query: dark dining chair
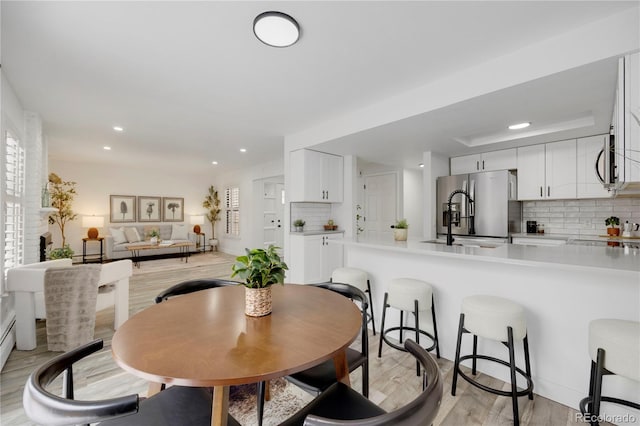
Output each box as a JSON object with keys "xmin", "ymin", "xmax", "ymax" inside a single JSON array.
[
  {"xmin": 286, "ymin": 282, "xmax": 370, "ymax": 397},
  {"xmin": 280, "ymin": 338, "xmax": 443, "ymax": 426},
  {"xmin": 22, "ymin": 339, "xmax": 241, "ymax": 426},
  {"xmin": 154, "ymin": 278, "xmax": 241, "ymax": 303}
]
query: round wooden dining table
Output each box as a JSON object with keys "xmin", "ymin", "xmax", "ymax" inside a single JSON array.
[{"xmin": 111, "ymin": 284, "xmax": 362, "ymax": 426}]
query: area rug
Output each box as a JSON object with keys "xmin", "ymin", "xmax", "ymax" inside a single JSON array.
[{"xmin": 228, "ymin": 378, "xmax": 313, "ymax": 425}]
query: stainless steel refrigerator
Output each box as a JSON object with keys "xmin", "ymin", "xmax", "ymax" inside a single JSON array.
[{"xmin": 436, "ymin": 170, "xmax": 521, "ymax": 239}]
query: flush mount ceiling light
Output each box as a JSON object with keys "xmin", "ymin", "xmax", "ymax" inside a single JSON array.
[
  {"xmin": 240, "ymin": 148, "xmax": 247, "ymax": 153},
  {"xmin": 419, "ymin": 163, "xmax": 424, "ymax": 168},
  {"xmin": 113, "ymin": 126, "xmax": 124, "ymax": 132},
  {"xmin": 253, "ymin": 11, "xmax": 300, "ymax": 47},
  {"xmin": 103, "ymin": 146, "xmax": 111, "ymax": 150},
  {"xmin": 508, "ymin": 122, "xmax": 531, "ymax": 130},
  {"xmin": 211, "ymin": 161, "xmax": 218, "ymax": 165}
]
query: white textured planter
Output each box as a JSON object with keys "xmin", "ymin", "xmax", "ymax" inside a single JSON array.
[
  {"xmin": 394, "ymin": 228, "xmax": 408, "ymax": 241},
  {"xmin": 245, "ymin": 287, "xmax": 272, "ymax": 317}
]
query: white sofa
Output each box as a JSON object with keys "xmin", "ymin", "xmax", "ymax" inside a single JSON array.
[
  {"xmin": 105, "ymin": 224, "xmax": 198, "ymax": 260},
  {"xmin": 6, "ymin": 259, "xmax": 132, "ymax": 350}
]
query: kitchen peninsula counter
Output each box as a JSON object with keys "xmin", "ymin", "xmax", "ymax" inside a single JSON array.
[
  {"xmin": 337, "ymin": 237, "xmax": 639, "ymax": 420},
  {"xmin": 339, "ymin": 237, "xmax": 639, "ymax": 275}
]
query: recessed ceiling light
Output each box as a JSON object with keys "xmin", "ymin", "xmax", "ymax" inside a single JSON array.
[
  {"xmin": 240, "ymin": 148, "xmax": 247, "ymax": 153},
  {"xmin": 211, "ymin": 161, "xmax": 218, "ymax": 165},
  {"xmin": 113, "ymin": 126, "xmax": 124, "ymax": 132},
  {"xmin": 508, "ymin": 122, "xmax": 531, "ymax": 130},
  {"xmin": 419, "ymin": 163, "xmax": 424, "ymax": 168},
  {"xmin": 253, "ymin": 11, "xmax": 300, "ymax": 48},
  {"xmin": 103, "ymin": 146, "xmax": 111, "ymax": 150}
]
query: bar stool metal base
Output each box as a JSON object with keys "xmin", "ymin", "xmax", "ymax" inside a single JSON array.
[
  {"xmin": 451, "ymin": 313, "xmax": 534, "ymax": 426},
  {"xmin": 377, "ymin": 292, "xmax": 440, "ymax": 376},
  {"xmin": 579, "ymin": 348, "xmax": 640, "ymax": 426}
]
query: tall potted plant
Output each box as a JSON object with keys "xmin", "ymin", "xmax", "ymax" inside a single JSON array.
[
  {"xmin": 47, "ymin": 173, "xmax": 78, "ymax": 247},
  {"xmin": 202, "ymin": 185, "xmax": 221, "ymax": 250},
  {"xmin": 231, "ymin": 245, "xmax": 288, "ymax": 317}
]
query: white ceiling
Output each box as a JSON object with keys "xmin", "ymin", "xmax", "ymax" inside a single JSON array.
[{"xmin": 1, "ymin": 1, "xmax": 637, "ymax": 174}]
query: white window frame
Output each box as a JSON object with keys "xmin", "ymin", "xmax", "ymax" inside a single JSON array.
[{"xmin": 225, "ymin": 186, "xmax": 240, "ymax": 237}]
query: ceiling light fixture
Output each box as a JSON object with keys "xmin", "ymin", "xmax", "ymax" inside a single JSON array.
[
  {"xmin": 253, "ymin": 11, "xmax": 300, "ymax": 48},
  {"xmin": 212, "ymin": 161, "xmax": 218, "ymax": 165},
  {"xmin": 508, "ymin": 122, "xmax": 531, "ymax": 130},
  {"xmin": 419, "ymin": 163, "xmax": 424, "ymax": 168},
  {"xmin": 103, "ymin": 146, "xmax": 111, "ymax": 150},
  {"xmin": 113, "ymin": 126, "xmax": 124, "ymax": 132},
  {"xmin": 240, "ymin": 148, "xmax": 247, "ymax": 153}
]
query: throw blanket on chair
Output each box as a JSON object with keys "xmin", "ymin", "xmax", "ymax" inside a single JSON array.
[{"xmin": 44, "ymin": 265, "xmax": 101, "ymax": 352}]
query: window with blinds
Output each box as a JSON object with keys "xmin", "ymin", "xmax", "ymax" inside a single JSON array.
[
  {"xmin": 3, "ymin": 130, "xmax": 25, "ymax": 277},
  {"xmin": 225, "ymin": 186, "xmax": 240, "ymax": 236}
]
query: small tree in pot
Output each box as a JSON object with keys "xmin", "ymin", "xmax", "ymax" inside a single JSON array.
[
  {"xmin": 203, "ymin": 185, "xmax": 221, "ymax": 249},
  {"xmin": 47, "ymin": 173, "xmax": 78, "ymax": 247},
  {"xmin": 231, "ymin": 245, "xmax": 288, "ymax": 316}
]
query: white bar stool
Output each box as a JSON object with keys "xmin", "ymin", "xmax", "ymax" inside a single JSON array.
[
  {"xmin": 331, "ymin": 267, "xmax": 376, "ymax": 335},
  {"xmin": 579, "ymin": 319, "xmax": 640, "ymax": 426},
  {"xmin": 451, "ymin": 295, "xmax": 533, "ymax": 426},
  {"xmin": 377, "ymin": 278, "xmax": 440, "ymax": 376}
]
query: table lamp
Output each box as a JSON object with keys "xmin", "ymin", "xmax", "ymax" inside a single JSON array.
[
  {"xmin": 82, "ymin": 216, "xmax": 104, "ymax": 239},
  {"xmin": 190, "ymin": 215, "xmax": 205, "ymax": 234}
]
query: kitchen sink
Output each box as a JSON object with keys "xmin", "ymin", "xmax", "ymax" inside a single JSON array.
[{"xmin": 420, "ymin": 239, "xmax": 498, "ymax": 249}]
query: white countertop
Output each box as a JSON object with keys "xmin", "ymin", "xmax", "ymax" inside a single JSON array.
[
  {"xmin": 338, "ymin": 237, "xmax": 640, "ymax": 275},
  {"xmin": 511, "ymin": 232, "xmax": 640, "ymax": 243}
]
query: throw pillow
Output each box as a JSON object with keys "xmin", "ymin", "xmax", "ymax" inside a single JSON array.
[
  {"xmin": 124, "ymin": 227, "xmax": 141, "ymax": 243},
  {"xmin": 110, "ymin": 227, "xmax": 127, "ymax": 245},
  {"xmin": 170, "ymin": 224, "xmax": 188, "ymax": 240}
]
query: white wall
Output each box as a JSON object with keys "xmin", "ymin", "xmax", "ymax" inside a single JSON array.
[{"xmin": 403, "ymin": 168, "xmax": 423, "ymax": 239}]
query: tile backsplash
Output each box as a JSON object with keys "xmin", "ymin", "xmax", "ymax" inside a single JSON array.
[
  {"xmin": 291, "ymin": 203, "xmax": 334, "ymax": 231},
  {"xmin": 522, "ymin": 198, "xmax": 640, "ymax": 236}
]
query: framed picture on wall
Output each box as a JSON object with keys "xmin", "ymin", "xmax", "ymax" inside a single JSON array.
[
  {"xmin": 110, "ymin": 195, "xmax": 136, "ymax": 223},
  {"xmin": 162, "ymin": 197, "xmax": 184, "ymax": 222},
  {"xmin": 137, "ymin": 196, "xmax": 161, "ymax": 222}
]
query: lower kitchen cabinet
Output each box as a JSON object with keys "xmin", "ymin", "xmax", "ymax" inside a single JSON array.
[{"xmin": 288, "ymin": 233, "xmax": 344, "ymax": 283}]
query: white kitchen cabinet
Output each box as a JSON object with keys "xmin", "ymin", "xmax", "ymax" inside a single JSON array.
[
  {"xmin": 517, "ymin": 140, "xmax": 576, "ymax": 200},
  {"xmin": 450, "ymin": 149, "xmax": 516, "ymax": 174},
  {"xmin": 577, "ymin": 134, "xmax": 612, "ymax": 198},
  {"xmin": 288, "ymin": 233, "xmax": 343, "ymax": 283},
  {"xmin": 511, "ymin": 237, "xmax": 567, "ymax": 246},
  {"xmin": 289, "ymin": 149, "xmax": 343, "ymax": 202}
]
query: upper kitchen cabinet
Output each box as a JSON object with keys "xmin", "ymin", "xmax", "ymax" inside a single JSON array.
[
  {"xmin": 621, "ymin": 53, "xmax": 640, "ymax": 188},
  {"xmin": 290, "ymin": 149, "xmax": 343, "ymax": 202},
  {"xmin": 450, "ymin": 149, "xmax": 516, "ymax": 175},
  {"xmin": 577, "ymin": 134, "xmax": 612, "ymax": 198},
  {"xmin": 517, "ymin": 140, "xmax": 576, "ymax": 200}
]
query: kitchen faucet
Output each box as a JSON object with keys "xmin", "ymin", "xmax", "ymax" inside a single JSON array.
[{"xmin": 447, "ymin": 189, "xmax": 475, "ymax": 245}]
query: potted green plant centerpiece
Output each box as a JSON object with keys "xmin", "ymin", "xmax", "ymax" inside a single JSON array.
[
  {"xmin": 393, "ymin": 219, "xmax": 408, "ymax": 241},
  {"xmin": 293, "ymin": 219, "xmax": 305, "ymax": 232},
  {"xmin": 231, "ymin": 245, "xmax": 288, "ymax": 317},
  {"xmin": 605, "ymin": 216, "xmax": 620, "ymax": 236},
  {"xmin": 148, "ymin": 229, "xmax": 160, "ymax": 245}
]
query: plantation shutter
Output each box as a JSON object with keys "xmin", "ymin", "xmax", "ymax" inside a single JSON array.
[
  {"xmin": 3, "ymin": 130, "xmax": 25, "ymax": 280},
  {"xmin": 225, "ymin": 186, "xmax": 240, "ymax": 236}
]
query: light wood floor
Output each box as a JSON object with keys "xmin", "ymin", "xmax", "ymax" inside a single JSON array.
[{"xmin": 0, "ymin": 252, "xmax": 598, "ymax": 425}]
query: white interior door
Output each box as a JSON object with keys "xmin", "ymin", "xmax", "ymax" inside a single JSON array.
[
  {"xmin": 275, "ymin": 183, "xmax": 285, "ymax": 247},
  {"xmin": 364, "ymin": 173, "xmax": 397, "ymax": 240}
]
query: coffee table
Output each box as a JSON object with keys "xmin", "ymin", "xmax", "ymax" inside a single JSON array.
[
  {"xmin": 126, "ymin": 241, "xmax": 194, "ymax": 268},
  {"xmin": 111, "ymin": 284, "xmax": 362, "ymax": 426}
]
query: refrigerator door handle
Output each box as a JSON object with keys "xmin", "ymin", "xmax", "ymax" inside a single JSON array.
[
  {"xmin": 469, "ymin": 180, "xmax": 475, "ymax": 216},
  {"xmin": 461, "ymin": 180, "xmax": 467, "ymax": 217}
]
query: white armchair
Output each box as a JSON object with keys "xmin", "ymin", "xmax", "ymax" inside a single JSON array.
[{"xmin": 6, "ymin": 259, "xmax": 132, "ymax": 350}]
